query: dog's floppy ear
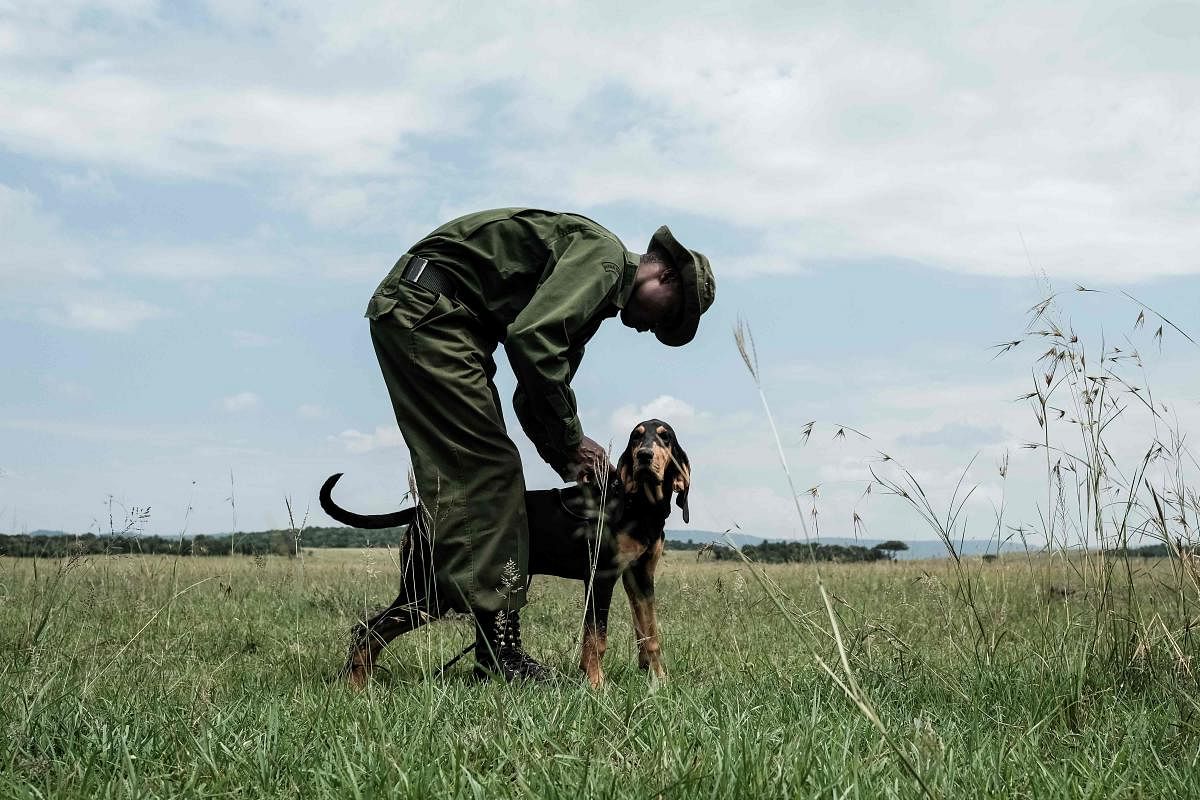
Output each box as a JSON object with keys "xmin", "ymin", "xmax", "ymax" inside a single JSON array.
[
  {"xmin": 617, "ymin": 444, "xmax": 637, "ymax": 493},
  {"xmin": 669, "ymin": 438, "xmax": 691, "ymax": 524}
]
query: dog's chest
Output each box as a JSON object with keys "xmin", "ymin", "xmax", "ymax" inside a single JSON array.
[{"xmin": 612, "ymin": 527, "xmax": 651, "ymax": 570}]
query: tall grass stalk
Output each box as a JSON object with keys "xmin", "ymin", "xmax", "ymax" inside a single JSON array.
[
  {"xmin": 733, "ymin": 318, "xmax": 934, "ymax": 798},
  {"xmin": 1014, "ymin": 291, "xmax": 1199, "ymax": 681}
]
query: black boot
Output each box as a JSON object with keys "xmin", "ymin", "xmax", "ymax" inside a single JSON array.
[{"xmin": 473, "ymin": 608, "xmax": 551, "ymax": 682}]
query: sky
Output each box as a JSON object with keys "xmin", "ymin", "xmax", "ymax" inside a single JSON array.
[{"xmin": 2, "ymin": 1, "xmax": 1199, "ymax": 547}]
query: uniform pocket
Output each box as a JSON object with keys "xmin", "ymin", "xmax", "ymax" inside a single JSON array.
[
  {"xmin": 364, "ymin": 255, "xmax": 415, "ymax": 319},
  {"xmin": 363, "ymin": 294, "xmax": 396, "ymax": 320},
  {"xmin": 410, "ymin": 291, "xmax": 459, "ymax": 332},
  {"xmin": 377, "ymin": 283, "xmax": 442, "ymax": 328},
  {"xmin": 366, "ymin": 277, "xmax": 441, "ymax": 323}
]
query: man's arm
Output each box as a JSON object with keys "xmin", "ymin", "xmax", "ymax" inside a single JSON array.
[
  {"xmin": 512, "ymin": 345, "xmax": 586, "ymax": 468},
  {"xmin": 505, "ymin": 230, "xmax": 622, "ymax": 472}
]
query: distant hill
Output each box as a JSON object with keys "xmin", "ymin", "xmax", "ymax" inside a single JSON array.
[{"xmin": 665, "ymin": 529, "xmax": 1031, "ymax": 560}]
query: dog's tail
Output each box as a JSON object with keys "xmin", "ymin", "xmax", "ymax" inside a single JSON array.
[{"xmin": 319, "ymin": 473, "xmax": 417, "ymax": 529}]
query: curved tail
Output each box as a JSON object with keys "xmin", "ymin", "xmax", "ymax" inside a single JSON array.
[{"xmin": 319, "ymin": 473, "xmax": 417, "ymax": 529}]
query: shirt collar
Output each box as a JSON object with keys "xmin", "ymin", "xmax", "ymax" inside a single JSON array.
[{"xmin": 612, "ymin": 250, "xmax": 639, "ymax": 309}]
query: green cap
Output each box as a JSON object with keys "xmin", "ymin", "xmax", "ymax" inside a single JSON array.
[{"xmin": 648, "ymin": 225, "xmax": 715, "ymax": 346}]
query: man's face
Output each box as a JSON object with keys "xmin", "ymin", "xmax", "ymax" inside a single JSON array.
[{"xmin": 620, "ymin": 268, "xmax": 682, "ymax": 333}]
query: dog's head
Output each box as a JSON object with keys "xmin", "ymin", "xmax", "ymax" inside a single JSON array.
[{"xmin": 616, "ymin": 419, "xmax": 691, "ymax": 523}]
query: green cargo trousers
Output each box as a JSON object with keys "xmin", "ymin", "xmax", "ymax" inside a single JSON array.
[{"xmin": 365, "ymin": 255, "xmax": 529, "ymax": 615}]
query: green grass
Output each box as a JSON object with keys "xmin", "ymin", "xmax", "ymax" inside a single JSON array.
[
  {"xmin": 3, "ymin": 549, "xmax": 1198, "ymax": 799},
  {"xmin": 6, "ymin": 292, "xmax": 1200, "ymax": 798}
]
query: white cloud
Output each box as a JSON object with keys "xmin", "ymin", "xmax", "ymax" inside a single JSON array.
[
  {"xmin": 0, "ymin": 186, "xmax": 399, "ymax": 353},
  {"xmin": 51, "ymin": 167, "xmax": 119, "ymax": 198},
  {"xmin": 0, "ymin": 183, "xmax": 96, "ymax": 284},
  {"xmin": 296, "ymin": 403, "xmax": 324, "ymax": 419},
  {"xmin": 0, "ymin": 183, "xmax": 167, "ymax": 332},
  {"xmin": 3, "ymin": 3, "xmax": 1196, "ymax": 279},
  {"xmin": 0, "ymin": 416, "xmax": 196, "ymax": 446},
  {"xmin": 47, "ymin": 293, "xmax": 164, "ymax": 332},
  {"xmin": 509, "ymin": 19, "xmax": 1200, "ymax": 281},
  {"xmin": 0, "ymin": 65, "xmax": 437, "ymax": 180},
  {"xmin": 690, "ymin": 484, "xmax": 802, "ymax": 539},
  {"xmin": 609, "ymin": 395, "xmax": 704, "ymax": 439},
  {"xmin": 6, "ymin": 1, "xmax": 1200, "ymax": 543},
  {"xmin": 115, "ymin": 237, "xmax": 296, "ymax": 280},
  {"xmin": 222, "ymin": 392, "xmax": 261, "ymax": 413},
  {"xmin": 335, "ymin": 425, "xmax": 406, "ymax": 454}
]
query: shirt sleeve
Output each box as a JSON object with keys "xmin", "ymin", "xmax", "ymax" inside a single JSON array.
[
  {"xmin": 512, "ymin": 345, "xmax": 586, "ymax": 467},
  {"xmin": 505, "ymin": 231, "xmax": 623, "ymax": 467}
]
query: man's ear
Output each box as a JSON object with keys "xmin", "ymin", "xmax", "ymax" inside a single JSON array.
[
  {"xmin": 617, "ymin": 446, "xmax": 637, "ymax": 494},
  {"xmin": 669, "ymin": 440, "xmax": 691, "ymax": 524}
]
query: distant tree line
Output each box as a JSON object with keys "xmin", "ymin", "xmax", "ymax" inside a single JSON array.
[
  {"xmin": 8, "ymin": 529, "xmax": 931, "ymax": 564},
  {"xmin": 0, "ymin": 526, "xmax": 407, "ymax": 559},
  {"xmin": 1107, "ymin": 543, "xmax": 1198, "ymax": 559},
  {"xmin": 665, "ymin": 539, "xmax": 892, "ymax": 563}
]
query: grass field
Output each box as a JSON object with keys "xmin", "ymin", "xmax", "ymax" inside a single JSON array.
[
  {"xmin": 5, "ymin": 295, "xmax": 1199, "ymax": 798},
  {"xmin": 3, "ymin": 547, "xmax": 1199, "ymax": 799}
]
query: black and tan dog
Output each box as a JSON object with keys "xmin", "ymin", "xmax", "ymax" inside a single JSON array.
[{"xmin": 320, "ymin": 419, "xmax": 691, "ymax": 688}]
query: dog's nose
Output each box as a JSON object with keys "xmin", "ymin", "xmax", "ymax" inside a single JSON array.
[{"xmin": 635, "ymin": 449, "xmax": 653, "ymax": 465}]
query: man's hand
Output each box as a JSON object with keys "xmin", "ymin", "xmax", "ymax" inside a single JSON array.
[{"xmin": 556, "ymin": 436, "xmax": 614, "ymax": 485}]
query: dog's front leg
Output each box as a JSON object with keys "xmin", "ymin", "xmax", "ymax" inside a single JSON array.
[
  {"xmin": 622, "ymin": 539, "xmax": 666, "ymax": 681},
  {"xmin": 579, "ymin": 578, "xmax": 616, "ymax": 688}
]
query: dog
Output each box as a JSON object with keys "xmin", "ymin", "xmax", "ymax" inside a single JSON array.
[{"xmin": 319, "ymin": 418, "xmax": 691, "ymax": 688}]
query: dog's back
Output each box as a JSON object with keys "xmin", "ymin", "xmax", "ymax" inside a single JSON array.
[{"xmin": 526, "ymin": 485, "xmax": 624, "ymax": 582}]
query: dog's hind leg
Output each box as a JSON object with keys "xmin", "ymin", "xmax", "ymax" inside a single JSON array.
[
  {"xmin": 344, "ymin": 594, "xmax": 432, "ymax": 688},
  {"xmin": 622, "ymin": 539, "xmax": 666, "ymax": 681},
  {"xmin": 579, "ymin": 578, "xmax": 616, "ymax": 688},
  {"xmin": 343, "ymin": 530, "xmax": 436, "ymax": 688}
]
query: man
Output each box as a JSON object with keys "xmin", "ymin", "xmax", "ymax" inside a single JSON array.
[{"xmin": 364, "ymin": 208, "xmax": 715, "ymax": 680}]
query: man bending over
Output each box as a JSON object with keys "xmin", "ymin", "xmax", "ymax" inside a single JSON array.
[{"xmin": 363, "ymin": 208, "xmax": 715, "ymax": 680}]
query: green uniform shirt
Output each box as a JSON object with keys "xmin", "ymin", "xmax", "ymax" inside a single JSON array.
[{"xmin": 406, "ymin": 208, "xmax": 639, "ymax": 468}]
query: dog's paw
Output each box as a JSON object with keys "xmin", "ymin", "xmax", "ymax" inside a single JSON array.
[{"xmin": 343, "ymin": 660, "xmax": 373, "ymax": 690}]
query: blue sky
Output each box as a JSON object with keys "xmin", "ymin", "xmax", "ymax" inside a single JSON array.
[{"xmin": 2, "ymin": 1, "xmax": 1199, "ymax": 545}]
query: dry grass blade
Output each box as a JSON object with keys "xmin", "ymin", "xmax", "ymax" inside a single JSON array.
[
  {"xmin": 734, "ymin": 316, "xmax": 760, "ymax": 383},
  {"xmin": 1121, "ymin": 290, "xmax": 1198, "ymax": 347},
  {"xmin": 832, "ymin": 423, "xmax": 871, "ymax": 441},
  {"xmin": 800, "ymin": 421, "xmax": 815, "ymax": 446},
  {"xmin": 991, "ymin": 340, "xmax": 1022, "ymax": 359}
]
